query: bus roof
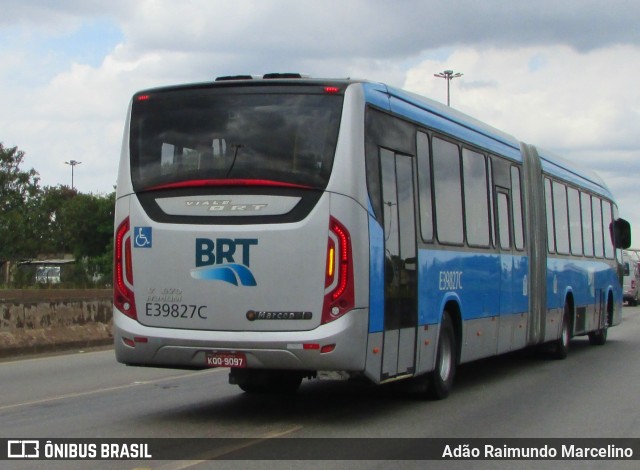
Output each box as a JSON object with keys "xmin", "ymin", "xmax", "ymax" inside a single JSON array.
[
  {"xmin": 132, "ymin": 76, "xmax": 614, "ymax": 200},
  {"xmin": 536, "ymin": 147, "xmax": 613, "ymax": 198},
  {"xmin": 361, "ymin": 81, "xmax": 614, "ymax": 199}
]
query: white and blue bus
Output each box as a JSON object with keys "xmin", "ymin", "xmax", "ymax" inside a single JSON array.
[{"xmin": 114, "ymin": 74, "xmax": 631, "ymax": 398}]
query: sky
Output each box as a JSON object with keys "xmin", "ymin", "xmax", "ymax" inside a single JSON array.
[{"xmin": 1, "ymin": 0, "xmax": 639, "ymax": 246}]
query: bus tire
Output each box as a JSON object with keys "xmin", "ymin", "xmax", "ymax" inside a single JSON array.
[
  {"xmin": 588, "ymin": 327, "xmax": 607, "ymax": 346},
  {"xmin": 589, "ymin": 299, "xmax": 610, "ymax": 346},
  {"xmin": 551, "ymin": 302, "xmax": 571, "ymax": 360},
  {"xmin": 427, "ymin": 312, "xmax": 456, "ymax": 400}
]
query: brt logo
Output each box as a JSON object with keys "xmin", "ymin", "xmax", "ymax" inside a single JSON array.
[{"xmin": 190, "ymin": 238, "xmax": 258, "ymax": 286}]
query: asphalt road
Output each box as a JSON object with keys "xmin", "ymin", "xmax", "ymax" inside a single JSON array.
[{"xmin": 1, "ymin": 306, "xmax": 639, "ymax": 469}]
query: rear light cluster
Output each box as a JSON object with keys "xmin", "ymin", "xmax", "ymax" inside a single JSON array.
[
  {"xmin": 322, "ymin": 217, "xmax": 354, "ymax": 324},
  {"xmin": 114, "ymin": 217, "xmax": 137, "ymax": 320}
]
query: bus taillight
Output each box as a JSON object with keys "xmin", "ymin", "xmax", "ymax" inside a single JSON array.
[
  {"xmin": 114, "ymin": 217, "xmax": 137, "ymax": 320},
  {"xmin": 322, "ymin": 217, "xmax": 354, "ymax": 324}
]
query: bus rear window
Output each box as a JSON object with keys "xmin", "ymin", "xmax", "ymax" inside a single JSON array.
[{"xmin": 130, "ymin": 88, "xmax": 343, "ymax": 191}]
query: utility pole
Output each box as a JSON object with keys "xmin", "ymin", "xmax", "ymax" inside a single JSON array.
[
  {"xmin": 434, "ymin": 69, "xmax": 463, "ymax": 106},
  {"xmin": 65, "ymin": 160, "xmax": 82, "ymax": 189}
]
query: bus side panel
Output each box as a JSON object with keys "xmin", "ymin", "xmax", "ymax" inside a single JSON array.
[
  {"xmin": 417, "ymin": 249, "xmax": 530, "ymax": 366},
  {"xmin": 545, "ymin": 257, "xmax": 620, "ymax": 338},
  {"xmin": 418, "ymin": 249, "xmax": 501, "ymax": 325},
  {"xmin": 496, "ymin": 254, "xmax": 529, "ymax": 354},
  {"xmin": 418, "ymin": 249, "xmax": 488, "ymax": 364}
]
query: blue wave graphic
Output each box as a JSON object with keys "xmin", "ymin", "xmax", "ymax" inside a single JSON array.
[{"xmin": 190, "ymin": 264, "xmax": 257, "ymax": 286}]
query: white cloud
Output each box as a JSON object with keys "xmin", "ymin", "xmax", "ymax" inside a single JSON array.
[
  {"xmin": 404, "ymin": 44, "xmax": 640, "ymax": 242},
  {"xmin": 406, "ymin": 45, "xmax": 640, "ymax": 150}
]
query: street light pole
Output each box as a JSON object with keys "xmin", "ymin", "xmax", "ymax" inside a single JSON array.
[
  {"xmin": 65, "ymin": 160, "xmax": 82, "ymax": 189},
  {"xmin": 434, "ymin": 69, "xmax": 463, "ymax": 106}
]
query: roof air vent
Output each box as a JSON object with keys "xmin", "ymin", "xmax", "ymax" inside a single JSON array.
[
  {"xmin": 263, "ymin": 73, "xmax": 303, "ymax": 79},
  {"xmin": 215, "ymin": 75, "xmax": 254, "ymax": 81}
]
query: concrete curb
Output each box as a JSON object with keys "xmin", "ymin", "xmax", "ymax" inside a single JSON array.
[
  {"xmin": 0, "ymin": 337, "xmax": 113, "ymax": 359},
  {"xmin": 0, "ymin": 289, "xmax": 113, "ymax": 358}
]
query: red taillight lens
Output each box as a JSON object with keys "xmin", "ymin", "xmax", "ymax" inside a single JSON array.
[
  {"xmin": 322, "ymin": 217, "xmax": 354, "ymax": 324},
  {"xmin": 114, "ymin": 217, "xmax": 137, "ymax": 320},
  {"xmin": 632, "ymin": 280, "xmax": 636, "ymax": 289}
]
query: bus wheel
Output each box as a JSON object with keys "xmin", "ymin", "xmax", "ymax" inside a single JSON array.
[
  {"xmin": 588, "ymin": 327, "xmax": 607, "ymax": 346},
  {"xmin": 427, "ymin": 312, "xmax": 456, "ymax": 400},
  {"xmin": 551, "ymin": 303, "xmax": 570, "ymax": 360},
  {"xmin": 589, "ymin": 301, "xmax": 610, "ymax": 346}
]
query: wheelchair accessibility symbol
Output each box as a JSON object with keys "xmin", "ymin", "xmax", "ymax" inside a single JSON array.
[{"xmin": 134, "ymin": 227, "xmax": 152, "ymax": 248}]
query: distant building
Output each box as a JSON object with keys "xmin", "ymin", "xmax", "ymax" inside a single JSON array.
[{"xmin": 17, "ymin": 257, "xmax": 75, "ymax": 285}]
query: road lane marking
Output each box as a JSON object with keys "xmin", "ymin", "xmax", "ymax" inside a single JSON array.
[
  {"xmin": 0, "ymin": 368, "xmax": 224, "ymax": 412},
  {"xmin": 0, "ymin": 347, "xmax": 114, "ymax": 365},
  {"xmin": 147, "ymin": 425, "xmax": 304, "ymax": 470}
]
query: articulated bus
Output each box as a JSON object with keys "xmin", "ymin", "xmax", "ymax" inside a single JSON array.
[{"xmin": 114, "ymin": 74, "xmax": 631, "ymax": 398}]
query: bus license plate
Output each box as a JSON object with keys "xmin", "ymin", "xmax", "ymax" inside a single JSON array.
[{"xmin": 206, "ymin": 351, "xmax": 246, "ymax": 368}]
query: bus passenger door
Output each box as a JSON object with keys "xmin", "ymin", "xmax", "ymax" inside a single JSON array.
[
  {"xmin": 379, "ymin": 149, "xmax": 418, "ymax": 379},
  {"xmin": 496, "ymin": 189, "xmax": 514, "ymax": 321}
]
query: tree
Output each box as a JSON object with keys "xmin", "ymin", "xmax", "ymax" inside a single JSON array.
[
  {"xmin": 35, "ymin": 187, "xmax": 115, "ymax": 285},
  {"xmin": 34, "ymin": 185, "xmax": 78, "ymax": 255},
  {"xmin": 57, "ymin": 191, "xmax": 115, "ymax": 259},
  {"xmin": 1, "ymin": 142, "xmax": 115, "ymax": 287},
  {"xmin": 0, "ymin": 143, "xmax": 41, "ymax": 266}
]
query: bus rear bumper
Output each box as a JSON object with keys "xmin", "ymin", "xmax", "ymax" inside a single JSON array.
[{"xmin": 114, "ymin": 308, "xmax": 368, "ymax": 372}]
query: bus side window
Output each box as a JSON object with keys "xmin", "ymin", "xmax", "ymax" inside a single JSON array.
[
  {"xmin": 433, "ymin": 137, "xmax": 463, "ymax": 245},
  {"xmin": 544, "ymin": 178, "xmax": 555, "ymax": 253},
  {"xmin": 592, "ymin": 197, "xmax": 604, "ymax": 258},
  {"xmin": 497, "ymin": 191, "xmax": 511, "ymax": 250},
  {"xmin": 510, "ymin": 166, "xmax": 525, "ymax": 251},
  {"xmin": 416, "ymin": 131, "xmax": 433, "ymax": 242},
  {"xmin": 552, "ymin": 181, "xmax": 570, "ymax": 255},
  {"xmin": 581, "ymin": 192, "xmax": 594, "ymax": 257},
  {"xmin": 462, "ymin": 148, "xmax": 490, "ymax": 247},
  {"xmin": 567, "ymin": 186, "xmax": 583, "ymax": 256},
  {"xmin": 602, "ymin": 201, "xmax": 614, "ymax": 259}
]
